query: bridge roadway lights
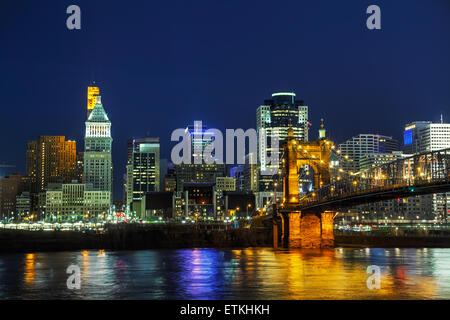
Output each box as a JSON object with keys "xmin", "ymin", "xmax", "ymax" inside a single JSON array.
[{"xmin": 274, "ymin": 210, "xmax": 335, "ymax": 249}]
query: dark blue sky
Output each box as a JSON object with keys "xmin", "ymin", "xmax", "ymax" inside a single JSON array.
[{"xmin": 1, "ymin": 0, "xmax": 449, "ymax": 200}]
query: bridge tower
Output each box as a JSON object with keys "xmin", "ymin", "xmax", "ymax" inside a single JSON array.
[{"xmin": 277, "ymin": 121, "xmax": 336, "ymax": 248}]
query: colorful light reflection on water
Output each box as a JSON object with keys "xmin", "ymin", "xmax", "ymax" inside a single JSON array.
[{"xmin": 0, "ymin": 248, "xmax": 450, "ymax": 299}]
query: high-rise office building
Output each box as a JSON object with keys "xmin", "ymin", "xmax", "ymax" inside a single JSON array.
[
  {"xmin": 84, "ymin": 96, "xmax": 113, "ymax": 194},
  {"xmin": 359, "ymin": 151, "xmax": 406, "ymax": 171},
  {"xmin": 338, "ymin": 134, "xmax": 399, "ymax": 173},
  {"xmin": 125, "ymin": 137, "xmax": 160, "ymax": 205},
  {"xmin": 403, "ymin": 120, "xmax": 450, "ymax": 219},
  {"xmin": 87, "ymin": 86, "xmax": 100, "ymax": 118},
  {"xmin": 243, "ymin": 152, "xmax": 258, "ymax": 193},
  {"xmin": 25, "ymin": 141, "xmax": 37, "ymax": 191},
  {"xmin": 175, "ymin": 164, "xmax": 226, "ymax": 192},
  {"xmin": 26, "ymin": 136, "xmax": 77, "ymax": 193},
  {"xmin": 175, "ymin": 123, "xmax": 226, "ymax": 192},
  {"xmin": 171, "ymin": 123, "xmax": 226, "ymax": 217},
  {"xmin": 230, "ymin": 165, "xmax": 244, "ymax": 191},
  {"xmin": 403, "ymin": 121, "xmax": 450, "ymax": 154},
  {"xmin": 256, "ymin": 92, "xmax": 308, "ymax": 192},
  {"xmin": 76, "ymin": 151, "xmax": 84, "ymax": 183},
  {"xmin": 0, "ymin": 174, "xmax": 22, "ymax": 219},
  {"xmin": 15, "ymin": 192, "xmax": 31, "ymax": 218},
  {"xmin": 164, "ymin": 164, "xmax": 177, "ymax": 192}
]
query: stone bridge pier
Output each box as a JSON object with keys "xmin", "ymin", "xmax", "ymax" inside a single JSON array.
[{"xmin": 274, "ymin": 211, "xmax": 335, "ymax": 248}]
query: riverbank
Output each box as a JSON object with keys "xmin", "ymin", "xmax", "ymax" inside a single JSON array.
[
  {"xmin": 334, "ymin": 234, "xmax": 450, "ymax": 248},
  {"xmin": 0, "ymin": 225, "xmax": 271, "ymax": 253},
  {"xmin": 3, "ymin": 226, "xmax": 450, "ymax": 253}
]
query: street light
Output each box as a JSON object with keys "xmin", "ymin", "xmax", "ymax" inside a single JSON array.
[{"xmin": 194, "ymin": 212, "xmax": 199, "ymax": 229}]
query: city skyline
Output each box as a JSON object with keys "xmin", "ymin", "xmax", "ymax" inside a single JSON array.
[
  {"xmin": 0, "ymin": 84, "xmax": 449, "ymax": 201},
  {"xmin": 1, "ymin": 1, "xmax": 450, "ymax": 201}
]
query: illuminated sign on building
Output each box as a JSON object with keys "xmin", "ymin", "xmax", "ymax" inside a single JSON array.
[{"xmin": 404, "ymin": 129, "xmax": 413, "ymax": 146}]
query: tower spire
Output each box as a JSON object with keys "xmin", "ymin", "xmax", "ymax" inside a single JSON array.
[
  {"xmin": 318, "ymin": 118, "xmax": 326, "ymax": 139},
  {"xmin": 87, "ymin": 85, "xmax": 100, "ymax": 119}
]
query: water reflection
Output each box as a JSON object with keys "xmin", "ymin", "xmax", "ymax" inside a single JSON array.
[
  {"xmin": 24, "ymin": 253, "xmax": 35, "ymax": 284},
  {"xmin": 0, "ymin": 248, "xmax": 449, "ymax": 299}
]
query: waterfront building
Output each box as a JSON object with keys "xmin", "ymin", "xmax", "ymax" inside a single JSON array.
[
  {"xmin": 15, "ymin": 192, "xmax": 31, "ymax": 219},
  {"xmin": 183, "ymin": 182, "xmax": 216, "ymax": 217},
  {"xmin": 222, "ymin": 191, "xmax": 255, "ymax": 217},
  {"xmin": 41, "ymin": 182, "xmax": 110, "ymax": 219}
]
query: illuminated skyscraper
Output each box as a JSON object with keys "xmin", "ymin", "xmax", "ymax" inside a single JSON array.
[
  {"xmin": 87, "ymin": 86, "xmax": 100, "ymax": 118},
  {"xmin": 256, "ymin": 92, "xmax": 308, "ymax": 193},
  {"xmin": 84, "ymin": 96, "xmax": 113, "ymax": 194},
  {"xmin": 125, "ymin": 137, "xmax": 160, "ymax": 208},
  {"xmin": 338, "ymin": 134, "xmax": 399, "ymax": 173},
  {"xmin": 26, "ymin": 136, "xmax": 77, "ymax": 193},
  {"xmin": 403, "ymin": 121, "xmax": 450, "ymax": 154},
  {"xmin": 403, "ymin": 120, "xmax": 450, "ymax": 219},
  {"xmin": 0, "ymin": 173, "xmax": 22, "ymax": 219},
  {"xmin": 175, "ymin": 123, "xmax": 225, "ymax": 192}
]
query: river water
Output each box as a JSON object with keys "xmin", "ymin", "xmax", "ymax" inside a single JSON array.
[{"xmin": 1, "ymin": 247, "xmax": 450, "ymax": 299}]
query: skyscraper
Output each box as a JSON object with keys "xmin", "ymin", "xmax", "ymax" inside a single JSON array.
[
  {"xmin": 256, "ymin": 92, "xmax": 308, "ymax": 192},
  {"xmin": 75, "ymin": 151, "xmax": 84, "ymax": 183},
  {"xmin": 26, "ymin": 136, "xmax": 77, "ymax": 193},
  {"xmin": 125, "ymin": 137, "xmax": 160, "ymax": 207},
  {"xmin": 243, "ymin": 152, "xmax": 258, "ymax": 193},
  {"xmin": 84, "ymin": 96, "xmax": 113, "ymax": 195},
  {"xmin": 403, "ymin": 120, "xmax": 450, "ymax": 219},
  {"xmin": 338, "ymin": 134, "xmax": 399, "ymax": 173},
  {"xmin": 174, "ymin": 123, "xmax": 225, "ymax": 192},
  {"xmin": 25, "ymin": 141, "xmax": 37, "ymax": 192},
  {"xmin": 0, "ymin": 174, "xmax": 22, "ymax": 219},
  {"xmin": 403, "ymin": 121, "xmax": 450, "ymax": 154}
]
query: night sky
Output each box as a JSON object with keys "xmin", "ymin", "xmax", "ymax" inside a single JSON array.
[{"xmin": 1, "ymin": 0, "xmax": 449, "ymax": 200}]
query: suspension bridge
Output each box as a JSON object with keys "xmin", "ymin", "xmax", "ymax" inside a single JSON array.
[{"xmin": 273, "ymin": 126, "xmax": 450, "ymax": 248}]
